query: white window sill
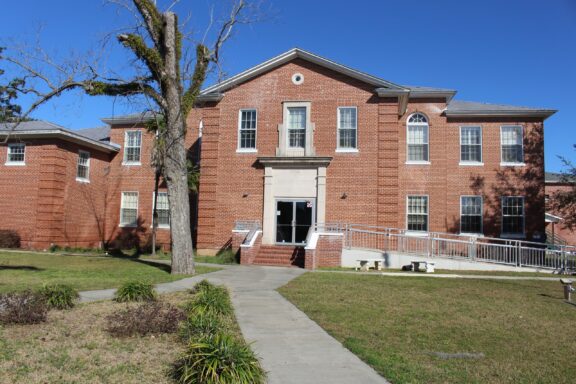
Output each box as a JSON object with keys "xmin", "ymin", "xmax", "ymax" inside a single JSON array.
[
  {"xmin": 336, "ymin": 148, "xmax": 359, "ymax": 153},
  {"xmin": 500, "ymin": 162, "xmax": 525, "ymax": 167},
  {"xmin": 501, "ymin": 233, "xmax": 526, "ymax": 240},
  {"xmin": 76, "ymin": 178, "xmax": 90, "ymax": 183},
  {"xmin": 150, "ymin": 225, "xmax": 170, "ymax": 230},
  {"xmin": 236, "ymin": 149, "xmax": 258, "ymax": 154},
  {"xmin": 405, "ymin": 161, "xmax": 431, "ymax": 165},
  {"xmin": 405, "ymin": 231, "xmax": 429, "ymax": 237},
  {"xmin": 122, "ymin": 162, "xmax": 141, "ymax": 166},
  {"xmin": 459, "ymin": 162, "xmax": 484, "ymax": 166},
  {"xmin": 5, "ymin": 162, "xmax": 25, "ymax": 166},
  {"xmin": 119, "ymin": 224, "xmax": 138, "ymax": 228}
]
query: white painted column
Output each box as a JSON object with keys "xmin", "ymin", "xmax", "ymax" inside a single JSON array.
[
  {"xmin": 262, "ymin": 166, "xmax": 275, "ymax": 244},
  {"xmin": 317, "ymin": 166, "xmax": 327, "ymax": 224}
]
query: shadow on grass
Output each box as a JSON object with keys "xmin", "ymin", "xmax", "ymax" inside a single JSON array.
[{"xmin": 0, "ymin": 265, "xmax": 44, "ymax": 271}]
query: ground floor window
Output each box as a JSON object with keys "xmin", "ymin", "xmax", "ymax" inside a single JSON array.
[
  {"xmin": 407, "ymin": 195, "xmax": 428, "ymax": 232},
  {"xmin": 502, "ymin": 196, "xmax": 524, "ymax": 235},
  {"xmin": 120, "ymin": 192, "xmax": 138, "ymax": 227},
  {"xmin": 460, "ymin": 196, "xmax": 482, "ymax": 234},
  {"xmin": 153, "ymin": 192, "xmax": 170, "ymax": 228}
]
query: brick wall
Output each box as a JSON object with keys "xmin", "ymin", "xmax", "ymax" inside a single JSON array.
[
  {"xmin": 304, "ymin": 234, "xmax": 343, "ymax": 269},
  {"xmin": 545, "ymin": 183, "xmax": 576, "ymax": 245},
  {"xmin": 193, "ymin": 59, "xmax": 546, "ymax": 252}
]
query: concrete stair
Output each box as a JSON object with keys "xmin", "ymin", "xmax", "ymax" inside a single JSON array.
[{"xmin": 252, "ymin": 245, "xmax": 305, "ymax": 268}]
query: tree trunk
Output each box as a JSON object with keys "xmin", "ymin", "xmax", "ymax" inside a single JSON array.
[{"xmin": 163, "ymin": 11, "xmax": 195, "ymax": 274}]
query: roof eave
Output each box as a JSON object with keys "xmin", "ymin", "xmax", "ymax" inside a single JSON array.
[
  {"xmin": 0, "ymin": 130, "xmax": 119, "ymax": 153},
  {"xmin": 445, "ymin": 110, "xmax": 557, "ymax": 119}
]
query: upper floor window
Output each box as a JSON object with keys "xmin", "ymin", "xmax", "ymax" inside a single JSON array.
[
  {"xmin": 407, "ymin": 113, "xmax": 429, "ymax": 163},
  {"xmin": 124, "ymin": 130, "xmax": 142, "ymax": 164},
  {"xmin": 287, "ymin": 107, "xmax": 306, "ymax": 148},
  {"xmin": 460, "ymin": 126, "xmax": 482, "ymax": 164},
  {"xmin": 153, "ymin": 192, "xmax": 170, "ymax": 228},
  {"xmin": 460, "ymin": 196, "xmax": 483, "ymax": 234},
  {"xmin": 76, "ymin": 150, "xmax": 90, "ymax": 182},
  {"xmin": 238, "ymin": 109, "xmax": 257, "ymax": 151},
  {"xmin": 407, "ymin": 195, "xmax": 428, "ymax": 232},
  {"xmin": 337, "ymin": 107, "xmax": 357, "ymax": 151},
  {"xmin": 6, "ymin": 143, "xmax": 25, "ymax": 165},
  {"xmin": 501, "ymin": 125, "xmax": 523, "ymax": 165},
  {"xmin": 502, "ymin": 196, "xmax": 525, "ymax": 236},
  {"xmin": 120, "ymin": 191, "xmax": 139, "ymax": 227}
]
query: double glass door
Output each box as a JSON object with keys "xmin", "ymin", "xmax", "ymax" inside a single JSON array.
[{"xmin": 276, "ymin": 200, "xmax": 314, "ymax": 244}]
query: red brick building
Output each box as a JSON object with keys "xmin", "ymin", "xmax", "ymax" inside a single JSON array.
[
  {"xmin": 545, "ymin": 172, "xmax": 576, "ymax": 245},
  {"xmin": 0, "ymin": 49, "xmax": 556, "ymax": 255}
]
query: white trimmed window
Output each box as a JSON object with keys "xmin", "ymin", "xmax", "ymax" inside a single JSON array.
[
  {"xmin": 76, "ymin": 150, "xmax": 90, "ymax": 181},
  {"xmin": 123, "ymin": 131, "xmax": 142, "ymax": 164},
  {"xmin": 460, "ymin": 196, "xmax": 483, "ymax": 234},
  {"xmin": 502, "ymin": 196, "xmax": 525, "ymax": 236},
  {"xmin": 460, "ymin": 126, "xmax": 482, "ymax": 164},
  {"xmin": 407, "ymin": 113, "xmax": 429, "ymax": 163},
  {"xmin": 153, "ymin": 192, "xmax": 170, "ymax": 228},
  {"xmin": 407, "ymin": 195, "xmax": 428, "ymax": 232},
  {"xmin": 337, "ymin": 107, "xmax": 357, "ymax": 150},
  {"xmin": 120, "ymin": 192, "xmax": 139, "ymax": 227},
  {"xmin": 501, "ymin": 126, "xmax": 523, "ymax": 164},
  {"xmin": 238, "ymin": 109, "xmax": 257, "ymax": 151},
  {"xmin": 6, "ymin": 143, "xmax": 25, "ymax": 165},
  {"xmin": 287, "ymin": 107, "xmax": 306, "ymax": 148}
]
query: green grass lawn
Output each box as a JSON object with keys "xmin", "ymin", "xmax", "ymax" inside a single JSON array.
[
  {"xmin": 279, "ymin": 272, "xmax": 576, "ymax": 384},
  {"xmin": 0, "ymin": 252, "xmax": 219, "ymax": 293},
  {"xmin": 318, "ymin": 267, "xmax": 560, "ymax": 278}
]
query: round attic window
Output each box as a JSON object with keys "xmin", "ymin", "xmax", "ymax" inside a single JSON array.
[{"xmin": 292, "ymin": 73, "xmax": 304, "ymax": 85}]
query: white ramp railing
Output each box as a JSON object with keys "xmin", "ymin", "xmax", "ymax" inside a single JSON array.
[{"xmin": 312, "ymin": 223, "xmax": 576, "ymax": 271}]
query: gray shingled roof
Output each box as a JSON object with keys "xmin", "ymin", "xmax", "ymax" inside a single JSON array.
[
  {"xmin": 0, "ymin": 120, "xmax": 65, "ymax": 132},
  {"xmin": 446, "ymin": 100, "xmax": 556, "ymax": 117},
  {"xmin": 546, "ymin": 172, "xmax": 575, "ymax": 183},
  {"xmin": 76, "ymin": 126, "xmax": 110, "ymax": 142},
  {"xmin": 101, "ymin": 111, "xmax": 158, "ymax": 125},
  {"xmin": 0, "ymin": 120, "xmax": 118, "ymax": 152}
]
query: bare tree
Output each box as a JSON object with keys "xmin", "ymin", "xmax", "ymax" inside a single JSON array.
[{"xmin": 1, "ymin": 0, "xmax": 251, "ymax": 274}]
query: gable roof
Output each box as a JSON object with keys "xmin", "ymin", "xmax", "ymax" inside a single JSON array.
[
  {"xmin": 199, "ymin": 48, "xmax": 408, "ymax": 97},
  {"xmin": 76, "ymin": 126, "xmax": 111, "ymax": 142},
  {"xmin": 445, "ymin": 100, "xmax": 556, "ymax": 118},
  {"xmin": 0, "ymin": 121, "xmax": 119, "ymax": 153}
]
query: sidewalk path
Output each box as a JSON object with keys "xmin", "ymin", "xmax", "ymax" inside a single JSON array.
[{"xmin": 79, "ymin": 263, "xmax": 389, "ymax": 384}]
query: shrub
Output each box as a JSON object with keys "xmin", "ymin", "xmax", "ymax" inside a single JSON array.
[
  {"xmin": 185, "ymin": 282, "xmax": 232, "ymax": 317},
  {"xmin": 115, "ymin": 281, "xmax": 156, "ymax": 302},
  {"xmin": 39, "ymin": 284, "xmax": 79, "ymax": 310},
  {"xmin": 215, "ymin": 249, "xmax": 238, "ymax": 264},
  {"xmin": 0, "ymin": 230, "xmax": 21, "ymax": 248},
  {"xmin": 172, "ymin": 333, "xmax": 266, "ymax": 384},
  {"xmin": 0, "ymin": 291, "xmax": 48, "ymax": 325},
  {"xmin": 179, "ymin": 312, "xmax": 224, "ymax": 342},
  {"xmin": 106, "ymin": 301, "xmax": 186, "ymax": 337},
  {"xmin": 48, "ymin": 244, "xmax": 61, "ymax": 253}
]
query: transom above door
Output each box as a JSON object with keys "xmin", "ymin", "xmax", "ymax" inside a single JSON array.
[{"xmin": 276, "ymin": 199, "xmax": 315, "ymax": 245}]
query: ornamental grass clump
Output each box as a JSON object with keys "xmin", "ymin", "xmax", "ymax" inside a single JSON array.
[
  {"xmin": 106, "ymin": 301, "xmax": 186, "ymax": 337},
  {"xmin": 172, "ymin": 333, "xmax": 266, "ymax": 384},
  {"xmin": 172, "ymin": 280, "xmax": 266, "ymax": 384},
  {"xmin": 179, "ymin": 311, "xmax": 224, "ymax": 342},
  {"xmin": 115, "ymin": 280, "xmax": 157, "ymax": 302},
  {"xmin": 0, "ymin": 290, "xmax": 47, "ymax": 325},
  {"xmin": 185, "ymin": 281, "xmax": 232, "ymax": 317},
  {"xmin": 39, "ymin": 283, "xmax": 79, "ymax": 310}
]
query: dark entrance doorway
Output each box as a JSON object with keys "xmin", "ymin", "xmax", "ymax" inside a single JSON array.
[{"xmin": 275, "ymin": 200, "xmax": 314, "ymax": 245}]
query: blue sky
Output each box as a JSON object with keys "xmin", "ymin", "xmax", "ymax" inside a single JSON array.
[{"xmin": 1, "ymin": 0, "xmax": 574, "ymax": 171}]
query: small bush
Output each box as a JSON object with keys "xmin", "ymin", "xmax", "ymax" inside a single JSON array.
[
  {"xmin": 106, "ymin": 301, "xmax": 186, "ymax": 337},
  {"xmin": 172, "ymin": 333, "xmax": 266, "ymax": 384},
  {"xmin": 185, "ymin": 282, "xmax": 232, "ymax": 317},
  {"xmin": 39, "ymin": 284, "xmax": 79, "ymax": 310},
  {"xmin": 215, "ymin": 249, "xmax": 238, "ymax": 264},
  {"xmin": 179, "ymin": 312, "xmax": 224, "ymax": 342},
  {"xmin": 48, "ymin": 244, "xmax": 61, "ymax": 253},
  {"xmin": 0, "ymin": 230, "xmax": 21, "ymax": 248},
  {"xmin": 0, "ymin": 291, "xmax": 47, "ymax": 325},
  {"xmin": 115, "ymin": 281, "xmax": 157, "ymax": 302}
]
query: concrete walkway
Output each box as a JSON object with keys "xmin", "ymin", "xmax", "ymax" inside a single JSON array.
[{"xmin": 79, "ymin": 264, "xmax": 389, "ymax": 384}]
